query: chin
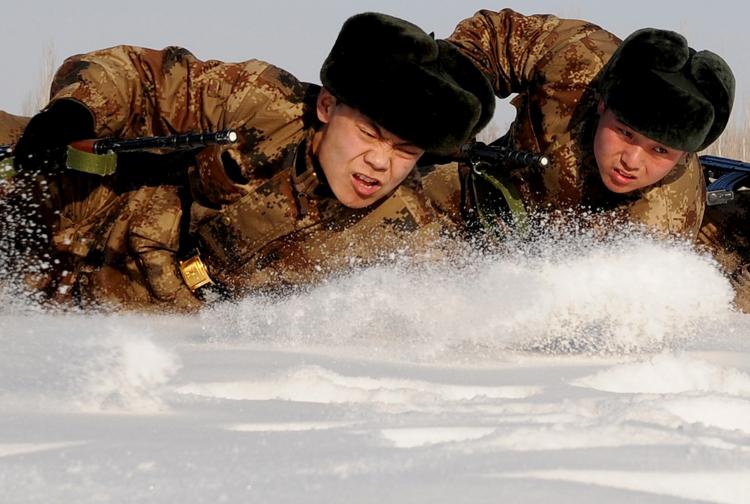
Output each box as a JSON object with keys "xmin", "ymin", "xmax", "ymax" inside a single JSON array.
[
  {"xmin": 606, "ymin": 179, "xmax": 640, "ymax": 194},
  {"xmin": 342, "ymin": 200, "xmax": 370, "ymax": 209},
  {"xmin": 604, "ymin": 182, "xmax": 629, "ymax": 194},
  {"xmin": 337, "ymin": 192, "xmax": 372, "ymax": 209}
]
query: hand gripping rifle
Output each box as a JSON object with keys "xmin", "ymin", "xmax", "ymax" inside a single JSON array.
[
  {"xmin": 444, "ymin": 141, "xmax": 550, "ymax": 235},
  {"xmin": 0, "ymin": 130, "xmax": 239, "ymax": 295},
  {"xmin": 0, "ymin": 129, "xmax": 239, "ymax": 179},
  {"xmin": 700, "ymin": 154, "xmax": 750, "ymax": 206}
]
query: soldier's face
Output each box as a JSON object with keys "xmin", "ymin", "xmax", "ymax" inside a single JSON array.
[
  {"xmin": 314, "ymin": 89, "xmax": 424, "ymax": 209},
  {"xmin": 594, "ymin": 104, "xmax": 685, "ymax": 193}
]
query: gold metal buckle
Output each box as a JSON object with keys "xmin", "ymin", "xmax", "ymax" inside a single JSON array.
[{"xmin": 178, "ymin": 254, "xmax": 214, "ymax": 292}]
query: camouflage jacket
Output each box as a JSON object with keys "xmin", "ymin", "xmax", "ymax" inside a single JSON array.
[
  {"xmin": 2, "ymin": 46, "xmax": 444, "ymax": 311},
  {"xmin": 0, "ymin": 111, "xmax": 28, "ymax": 144},
  {"xmin": 435, "ymin": 8, "xmax": 705, "ymax": 238}
]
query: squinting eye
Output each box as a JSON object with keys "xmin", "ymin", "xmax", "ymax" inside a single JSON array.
[
  {"xmin": 653, "ymin": 146, "xmax": 668, "ymax": 154},
  {"xmin": 359, "ymin": 128, "xmax": 377, "ymax": 139},
  {"xmin": 618, "ymin": 127, "xmax": 632, "ymax": 138},
  {"xmin": 398, "ymin": 148, "xmax": 421, "ymax": 157}
]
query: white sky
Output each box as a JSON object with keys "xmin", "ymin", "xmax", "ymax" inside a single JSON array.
[{"xmin": 2, "ymin": 0, "xmax": 747, "ymax": 128}]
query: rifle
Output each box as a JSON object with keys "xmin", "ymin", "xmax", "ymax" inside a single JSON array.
[
  {"xmin": 449, "ymin": 149, "xmax": 748, "ymax": 210},
  {"xmin": 449, "ymin": 141, "xmax": 550, "ymax": 169},
  {"xmin": 431, "ymin": 141, "xmax": 550, "ymax": 235},
  {"xmin": 0, "ymin": 129, "xmax": 239, "ymax": 179},
  {"xmin": 700, "ymin": 154, "xmax": 750, "ymax": 206}
]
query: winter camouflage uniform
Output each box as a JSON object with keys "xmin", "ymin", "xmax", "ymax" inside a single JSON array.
[
  {"xmin": 424, "ymin": 9, "xmax": 705, "ymax": 238},
  {"xmin": 0, "ymin": 46, "xmax": 446, "ymax": 311}
]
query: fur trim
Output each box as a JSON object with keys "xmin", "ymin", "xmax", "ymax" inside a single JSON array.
[
  {"xmin": 599, "ymin": 28, "xmax": 734, "ymax": 152},
  {"xmin": 320, "ymin": 13, "xmax": 495, "ymax": 155}
]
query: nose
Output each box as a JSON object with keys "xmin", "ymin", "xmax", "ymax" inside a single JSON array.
[
  {"xmin": 620, "ymin": 144, "xmax": 644, "ymax": 172},
  {"xmin": 363, "ymin": 145, "xmax": 390, "ymax": 172}
]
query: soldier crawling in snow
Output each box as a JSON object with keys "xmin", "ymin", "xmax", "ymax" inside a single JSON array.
[
  {"xmin": 420, "ymin": 8, "xmax": 741, "ymax": 306},
  {"xmin": 0, "ymin": 13, "xmax": 495, "ymax": 311},
  {"xmin": 425, "ymin": 8, "xmax": 734, "ymax": 238},
  {"xmin": 0, "ymin": 8, "xmax": 744, "ymax": 313}
]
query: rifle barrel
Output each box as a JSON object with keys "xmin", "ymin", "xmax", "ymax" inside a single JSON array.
[
  {"xmin": 454, "ymin": 142, "xmax": 549, "ymax": 169},
  {"xmin": 0, "ymin": 130, "xmax": 239, "ymax": 160},
  {"xmin": 89, "ymin": 129, "xmax": 239, "ymax": 155}
]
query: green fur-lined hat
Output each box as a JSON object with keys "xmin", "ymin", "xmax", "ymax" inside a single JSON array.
[
  {"xmin": 599, "ymin": 28, "xmax": 735, "ymax": 152},
  {"xmin": 320, "ymin": 12, "xmax": 495, "ymax": 155}
]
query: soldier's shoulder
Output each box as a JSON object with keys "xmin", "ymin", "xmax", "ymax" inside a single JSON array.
[
  {"xmin": 246, "ymin": 60, "xmax": 311, "ymax": 103},
  {"xmin": 0, "ymin": 110, "xmax": 30, "ymax": 144}
]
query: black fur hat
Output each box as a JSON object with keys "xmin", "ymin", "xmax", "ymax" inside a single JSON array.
[
  {"xmin": 320, "ymin": 12, "xmax": 495, "ymax": 155},
  {"xmin": 599, "ymin": 28, "xmax": 735, "ymax": 152}
]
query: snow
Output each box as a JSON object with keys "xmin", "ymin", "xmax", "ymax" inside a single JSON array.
[{"xmin": 1, "ymin": 232, "xmax": 750, "ymax": 503}]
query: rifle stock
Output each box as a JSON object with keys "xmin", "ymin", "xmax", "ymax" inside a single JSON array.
[{"xmin": 700, "ymin": 154, "xmax": 750, "ymax": 206}]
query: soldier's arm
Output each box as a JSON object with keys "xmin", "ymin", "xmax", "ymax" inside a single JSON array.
[
  {"xmin": 50, "ymin": 45, "xmax": 306, "ymax": 134},
  {"xmin": 127, "ymin": 184, "xmax": 202, "ymax": 310},
  {"xmin": 14, "ymin": 46, "xmax": 202, "ymax": 163},
  {"xmin": 447, "ymin": 8, "xmax": 619, "ymax": 138},
  {"xmin": 195, "ymin": 61, "xmax": 311, "ymax": 186},
  {"xmin": 625, "ymin": 154, "xmax": 706, "ymax": 239},
  {"xmin": 39, "ymin": 46, "xmax": 221, "ymax": 308},
  {"xmin": 48, "ymin": 45, "xmax": 206, "ymax": 137},
  {"xmin": 673, "ymin": 154, "xmax": 706, "ymax": 239}
]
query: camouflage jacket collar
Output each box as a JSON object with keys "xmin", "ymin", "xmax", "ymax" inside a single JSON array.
[{"xmin": 290, "ymin": 129, "xmax": 335, "ymax": 216}]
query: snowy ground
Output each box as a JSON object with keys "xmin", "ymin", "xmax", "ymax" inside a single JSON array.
[{"xmin": 1, "ymin": 234, "xmax": 750, "ymax": 503}]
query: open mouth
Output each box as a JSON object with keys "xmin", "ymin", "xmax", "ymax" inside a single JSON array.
[
  {"xmin": 613, "ymin": 167, "xmax": 636, "ymax": 181},
  {"xmin": 352, "ymin": 172, "xmax": 382, "ymax": 197}
]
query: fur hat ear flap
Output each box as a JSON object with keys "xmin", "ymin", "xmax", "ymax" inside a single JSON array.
[
  {"xmin": 690, "ymin": 50, "xmax": 735, "ymax": 150},
  {"xmin": 435, "ymin": 40, "xmax": 496, "ymax": 140}
]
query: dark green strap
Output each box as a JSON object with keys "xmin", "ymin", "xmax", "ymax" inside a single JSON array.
[{"xmin": 471, "ymin": 167, "xmax": 528, "ymax": 236}]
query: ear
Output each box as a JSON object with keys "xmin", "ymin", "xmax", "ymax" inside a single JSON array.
[{"xmin": 317, "ymin": 88, "xmax": 337, "ymax": 124}]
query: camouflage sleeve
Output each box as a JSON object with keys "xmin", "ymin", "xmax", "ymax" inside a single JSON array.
[
  {"xmin": 627, "ymin": 153, "xmax": 706, "ymax": 239},
  {"xmin": 447, "ymin": 8, "xmax": 619, "ymax": 139},
  {"xmin": 49, "ymin": 45, "xmax": 156, "ymax": 137},
  {"xmin": 127, "ymin": 184, "xmax": 201, "ymax": 309},
  {"xmin": 207, "ymin": 62, "xmax": 309, "ymax": 180},
  {"xmin": 48, "ymin": 45, "xmax": 308, "ymax": 184},
  {"xmin": 48, "ymin": 45, "xmax": 303, "ymax": 139},
  {"xmin": 188, "ymin": 63, "xmax": 311, "ymax": 206}
]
